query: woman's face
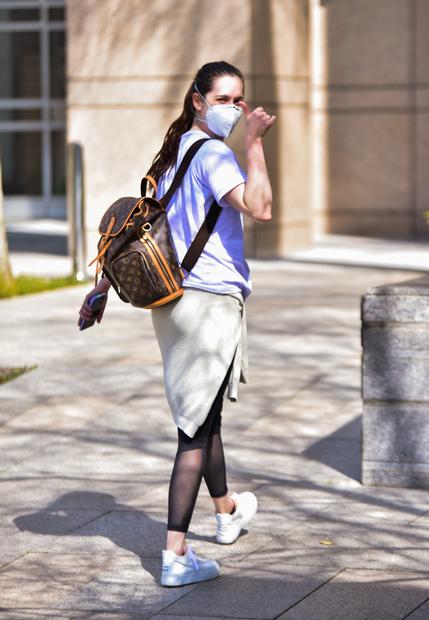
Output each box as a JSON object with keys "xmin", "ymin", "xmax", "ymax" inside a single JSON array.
[{"xmin": 193, "ymin": 74, "xmax": 244, "ymax": 116}]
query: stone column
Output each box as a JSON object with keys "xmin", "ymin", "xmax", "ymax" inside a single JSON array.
[
  {"xmin": 250, "ymin": 0, "xmax": 311, "ymax": 257},
  {"xmin": 362, "ymin": 275, "xmax": 429, "ymax": 488}
]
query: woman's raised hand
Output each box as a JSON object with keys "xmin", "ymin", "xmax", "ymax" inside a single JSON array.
[{"xmin": 237, "ymin": 101, "xmax": 276, "ymax": 140}]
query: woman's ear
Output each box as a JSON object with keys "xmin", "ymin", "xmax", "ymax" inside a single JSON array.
[{"xmin": 192, "ymin": 92, "xmax": 204, "ymax": 113}]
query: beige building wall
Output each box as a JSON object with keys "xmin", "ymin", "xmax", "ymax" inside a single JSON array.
[
  {"xmin": 251, "ymin": 0, "xmax": 311, "ymax": 257},
  {"xmin": 66, "ymin": 0, "xmax": 312, "ymax": 266},
  {"xmin": 310, "ymin": 0, "xmax": 429, "ymax": 239}
]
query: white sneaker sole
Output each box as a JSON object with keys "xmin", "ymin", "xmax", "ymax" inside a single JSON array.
[{"xmin": 161, "ymin": 566, "xmax": 220, "ymax": 587}]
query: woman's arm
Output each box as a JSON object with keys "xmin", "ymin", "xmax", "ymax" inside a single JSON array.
[{"xmin": 223, "ymin": 102, "xmax": 276, "ymax": 222}]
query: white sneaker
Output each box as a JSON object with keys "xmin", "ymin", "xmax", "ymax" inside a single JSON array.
[
  {"xmin": 160, "ymin": 545, "xmax": 220, "ymax": 587},
  {"xmin": 215, "ymin": 491, "xmax": 258, "ymax": 544}
]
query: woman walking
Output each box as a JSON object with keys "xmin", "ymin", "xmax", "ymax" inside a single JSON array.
[{"xmin": 78, "ymin": 60, "xmax": 275, "ymax": 587}]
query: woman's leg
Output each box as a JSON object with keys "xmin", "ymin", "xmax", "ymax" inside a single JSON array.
[
  {"xmin": 166, "ymin": 441, "xmax": 205, "ymax": 548},
  {"xmin": 203, "ymin": 417, "xmax": 235, "ymax": 514},
  {"xmin": 166, "ymin": 363, "xmax": 233, "ymax": 552},
  {"xmin": 203, "ymin": 359, "xmax": 236, "ymax": 514}
]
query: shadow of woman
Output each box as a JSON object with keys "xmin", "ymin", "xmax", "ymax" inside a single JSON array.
[{"xmin": 13, "ymin": 490, "xmax": 222, "ymax": 584}]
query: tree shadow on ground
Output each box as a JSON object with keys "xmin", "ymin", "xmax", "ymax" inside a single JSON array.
[
  {"xmin": 12, "ymin": 490, "xmax": 251, "ymax": 583},
  {"xmin": 10, "ymin": 491, "xmax": 429, "ymax": 618}
]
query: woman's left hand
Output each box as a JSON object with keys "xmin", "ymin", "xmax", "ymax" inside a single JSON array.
[{"xmin": 237, "ymin": 101, "xmax": 276, "ymax": 141}]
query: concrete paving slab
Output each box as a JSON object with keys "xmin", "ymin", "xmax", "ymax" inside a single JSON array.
[
  {"xmin": 0, "ymin": 611, "xmax": 74, "ymax": 619},
  {"xmin": 357, "ymin": 485, "xmax": 429, "ymax": 509},
  {"xmin": 0, "ymin": 552, "xmax": 115, "ymax": 608},
  {"xmin": 0, "ymin": 474, "xmax": 168, "ymax": 514},
  {"xmin": 0, "ymin": 366, "xmax": 148, "ymax": 425},
  {"xmin": 277, "ymin": 569, "xmax": 429, "ymax": 619},
  {"xmin": 238, "ymin": 497, "xmax": 341, "ymax": 536},
  {"xmin": 35, "ymin": 509, "xmax": 168, "ymax": 558},
  {"xmin": 54, "ymin": 555, "xmax": 197, "ymax": 616},
  {"xmin": 252, "ymin": 481, "xmax": 353, "ymax": 504},
  {"xmin": 0, "ymin": 430, "xmax": 60, "ymax": 471},
  {"xmin": 406, "ymin": 600, "xmax": 429, "ymax": 619},
  {"xmin": 409, "ymin": 511, "xmax": 429, "ymax": 529},
  {"xmin": 4, "ymin": 395, "xmax": 119, "ymax": 432},
  {"xmin": 156, "ymin": 559, "xmax": 339, "ymax": 619},
  {"xmin": 4, "ymin": 507, "xmax": 105, "ymax": 539},
  {"xmin": 223, "ymin": 441, "xmax": 363, "ymax": 491},
  {"xmin": 309, "ymin": 491, "xmax": 429, "ymax": 525},
  {"xmin": 1, "ymin": 263, "xmax": 429, "ymax": 617},
  {"xmin": 84, "ymin": 396, "xmax": 174, "ymax": 437},
  {"xmin": 284, "ymin": 233, "xmax": 429, "ymax": 272},
  {"xmin": 253, "ymin": 518, "xmax": 429, "ymax": 571},
  {"xmin": 10, "ymin": 435, "xmax": 173, "ymax": 477},
  {"xmin": 0, "ymin": 505, "xmax": 109, "ymax": 566},
  {"xmin": 153, "ymin": 616, "xmax": 255, "ymax": 620},
  {"xmin": 242, "ymin": 397, "xmax": 363, "ymax": 441},
  {"xmin": 184, "ymin": 525, "xmax": 274, "ymax": 564},
  {"xmin": 0, "ymin": 550, "xmax": 28, "ymax": 571},
  {"xmin": 41, "ymin": 498, "xmax": 273, "ymax": 564}
]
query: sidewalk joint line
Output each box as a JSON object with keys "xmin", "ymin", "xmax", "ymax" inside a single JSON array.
[
  {"xmin": 406, "ymin": 507, "xmax": 429, "ymax": 525},
  {"xmin": 0, "ymin": 551, "xmax": 30, "ymax": 572},
  {"xmin": 63, "ymin": 509, "xmax": 115, "ymax": 535},
  {"xmin": 400, "ymin": 595, "xmax": 429, "ymax": 620},
  {"xmin": 272, "ymin": 568, "xmax": 346, "ymax": 618}
]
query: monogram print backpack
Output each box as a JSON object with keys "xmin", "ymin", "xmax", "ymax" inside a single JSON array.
[{"xmin": 89, "ymin": 138, "xmax": 221, "ymax": 309}]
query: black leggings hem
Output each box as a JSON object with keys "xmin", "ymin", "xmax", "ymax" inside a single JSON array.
[
  {"xmin": 167, "ymin": 524, "xmax": 188, "ymax": 533},
  {"xmin": 209, "ymin": 486, "xmax": 229, "ymax": 499}
]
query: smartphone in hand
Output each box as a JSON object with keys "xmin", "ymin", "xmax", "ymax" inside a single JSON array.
[{"xmin": 79, "ymin": 292, "xmax": 107, "ymax": 331}]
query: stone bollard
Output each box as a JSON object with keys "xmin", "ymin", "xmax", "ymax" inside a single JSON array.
[{"xmin": 361, "ymin": 274, "xmax": 429, "ymax": 489}]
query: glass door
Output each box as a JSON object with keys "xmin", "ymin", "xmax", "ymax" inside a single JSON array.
[{"xmin": 0, "ymin": 0, "xmax": 66, "ymax": 222}]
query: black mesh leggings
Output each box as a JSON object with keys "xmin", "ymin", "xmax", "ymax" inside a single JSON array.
[{"xmin": 167, "ymin": 360, "xmax": 233, "ymax": 533}]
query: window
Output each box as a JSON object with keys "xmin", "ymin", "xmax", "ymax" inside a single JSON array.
[
  {"xmin": 0, "ymin": 0, "xmax": 66, "ymax": 219},
  {"xmin": 0, "ymin": 9, "xmax": 40, "ymax": 21},
  {"xmin": 0, "ymin": 31, "xmax": 41, "ymax": 98},
  {"xmin": 51, "ymin": 130, "xmax": 65, "ymax": 195},
  {"xmin": 49, "ymin": 29, "xmax": 65, "ymax": 99},
  {"xmin": 0, "ymin": 131, "xmax": 42, "ymax": 195}
]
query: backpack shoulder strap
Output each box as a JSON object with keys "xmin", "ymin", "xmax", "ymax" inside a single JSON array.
[
  {"xmin": 139, "ymin": 137, "xmax": 210, "ymax": 202},
  {"xmin": 169, "ymin": 138, "xmax": 223, "ymax": 273},
  {"xmin": 159, "ymin": 137, "xmax": 210, "ymax": 208},
  {"xmin": 181, "ymin": 200, "xmax": 222, "ymax": 273},
  {"xmin": 142, "ymin": 136, "xmax": 224, "ymax": 275}
]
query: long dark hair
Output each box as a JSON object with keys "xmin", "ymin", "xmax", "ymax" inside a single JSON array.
[{"xmin": 147, "ymin": 61, "xmax": 244, "ymax": 182}]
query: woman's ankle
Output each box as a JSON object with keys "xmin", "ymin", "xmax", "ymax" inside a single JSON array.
[
  {"xmin": 213, "ymin": 494, "xmax": 236, "ymax": 515},
  {"xmin": 166, "ymin": 530, "xmax": 187, "ymax": 556},
  {"xmin": 165, "ymin": 544, "xmax": 187, "ymax": 556},
  {"xmin": 166, "ymin": 547, "xmax": 187, "ymax": 556}
]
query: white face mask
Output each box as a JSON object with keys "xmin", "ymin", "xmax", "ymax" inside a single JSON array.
[{"xmin": 194, "ymin": 83, "xmax": 243, "ymax": 139}]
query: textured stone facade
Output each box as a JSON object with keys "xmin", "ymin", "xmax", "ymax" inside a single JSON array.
[
  {"xmin": 66, "ymin": 1, "xmax": 429, "ymax": 271},
  {"xmin": 66, "ymin": 0, "xmax": 311, "ymax": 267},
  {"xmin": 311, "ymin": 0, "xmax": 429, "ymax": 239},
  {"xmin": 362, "ymin": 275, "xmax": 429, "ymax": 488}
]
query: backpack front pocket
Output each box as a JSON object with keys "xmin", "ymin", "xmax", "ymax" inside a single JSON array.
[{"xmin": 111, "ymin": 243, "xmax": 167, "ymax": 307}]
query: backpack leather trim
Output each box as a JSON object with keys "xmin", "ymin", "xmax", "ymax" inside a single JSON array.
[
  {"xmin": 98, "ymin": 197, "xmax": 160, "ymax": 237},
  {"xmin": 145, "ymin": 288, "xmax": 184, "ymax": 309}
]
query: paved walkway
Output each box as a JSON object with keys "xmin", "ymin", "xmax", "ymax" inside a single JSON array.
[
  {"xmin": 8, "ymin": 230, "xmax": 429, "ymax": 278},
  {"xmin": 1, "ymin": 261, "xmax": 429, "ymax": 619}
]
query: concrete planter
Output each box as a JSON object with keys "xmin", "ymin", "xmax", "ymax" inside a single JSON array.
[{"xmin": 361, "ymin": 275, "xmax": 429, "ymax": 488}]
